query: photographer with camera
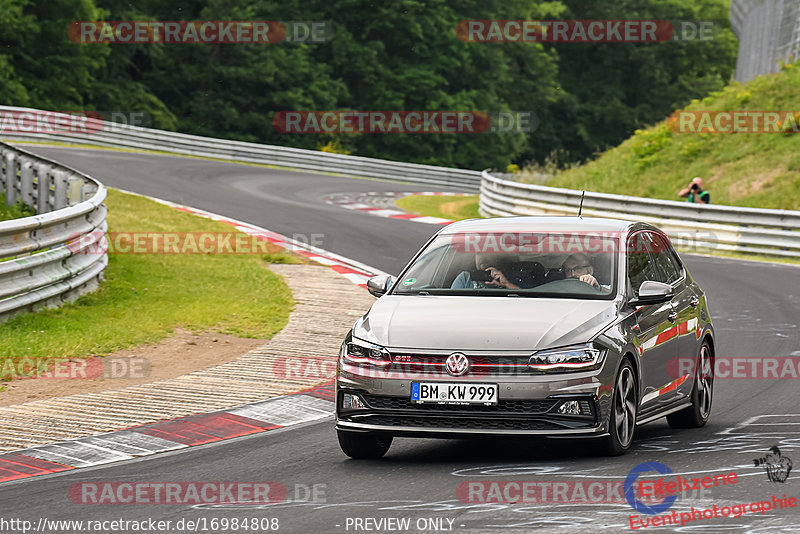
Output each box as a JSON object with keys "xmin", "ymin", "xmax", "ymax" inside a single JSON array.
[{"xmin": 679, "ymin": 177, "xmax": 710, "ymax": 204}]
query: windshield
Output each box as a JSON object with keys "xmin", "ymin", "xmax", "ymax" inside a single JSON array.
[{"xmin": 393, "ymin": 231, "xmax": 618, "ymax": 299}]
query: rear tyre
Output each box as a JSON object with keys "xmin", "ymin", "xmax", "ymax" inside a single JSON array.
[
  {"xmin": 600, "ymin": 360, "xmax": 637, "ymax": 456},
  {"xmin": 337, "ymin": 430, "xmax": 392, "ymax": 459},
  {"xmin": 667, "ymin": 341, "xmax": 713, "ymax": 429}
]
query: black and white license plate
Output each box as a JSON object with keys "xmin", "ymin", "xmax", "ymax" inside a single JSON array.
[{"xmin": 411, "ymin": 382, "xmax": 498, "ymax": 405}]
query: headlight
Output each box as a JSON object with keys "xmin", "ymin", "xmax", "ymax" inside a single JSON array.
[
  {"xmin": 528, "ymin": 343, "xmax": 602, "ymax": 372},
  {"xmin": 341, "ymin": 337, "xmax": 392, "ymax": 368}
]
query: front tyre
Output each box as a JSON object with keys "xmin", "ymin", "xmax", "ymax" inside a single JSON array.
[
  {"xmin": 337, "ymin": 429, "xmax": 392, "ymax": 459},
  {"xmin": 600, "ymin": 360, "xmax": 637, "ymax": 456},
  {"xmin": 667, "ymin": 341, "xmax": 713, "ymax": 428}
]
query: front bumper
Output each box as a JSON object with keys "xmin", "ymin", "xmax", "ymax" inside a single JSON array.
[{"xmin": 336, "ymin": 367, "xmax": 614, "ymax": 438}]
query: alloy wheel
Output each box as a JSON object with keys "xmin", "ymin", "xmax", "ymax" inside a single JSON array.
[
  {"xmin": 614, "ymin": 366, "xmax": 637, "ymax": 447},
  {"xmin": 697, "ymin": 345, "xmax": 713, "ymax": 419}
]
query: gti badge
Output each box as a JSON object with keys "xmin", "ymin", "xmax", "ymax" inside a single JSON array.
[{"xmin": 445, "ymin": 352, "xmax": 470, "ymax": 376}]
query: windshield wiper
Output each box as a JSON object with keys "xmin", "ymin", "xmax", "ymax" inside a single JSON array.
[{"xmin": 402, "ymin": 289, "xmax": 522, "ymax": 297}]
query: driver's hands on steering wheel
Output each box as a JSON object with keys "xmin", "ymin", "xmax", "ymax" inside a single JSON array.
[
  {"xmin": 484, "ymin": 267, "xmax": 520, "ymax": 289},
  {"xmin": 578, "ymin": 274, "xmax": 600, "ymax": 288}
]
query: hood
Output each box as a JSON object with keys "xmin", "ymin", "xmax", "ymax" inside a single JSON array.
[{"xmin": 353, "ymin": 295, "xmax": 619, "ymax": 351}]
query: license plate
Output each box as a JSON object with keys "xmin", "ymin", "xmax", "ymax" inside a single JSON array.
[{"xmin": 411, "ymin": 382, "xmax": 498, "ymax": 405}]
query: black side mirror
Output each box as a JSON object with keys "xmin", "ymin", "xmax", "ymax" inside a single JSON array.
[
  {"xmin": 366, "ymin": 274, "xmax": 393, "ymax": 297},
  {"xmin": 631, "ymin": 280, "xmax": 673, "ymax": 305}
]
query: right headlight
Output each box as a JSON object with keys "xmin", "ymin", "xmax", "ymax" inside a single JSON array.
[
  {"xmin": 341, "ymin": 337, "xmax": 392, "ymax": 368},
  {"xmin": 528, "ymin": 343, "xmax": 602, "ymax": 372}
]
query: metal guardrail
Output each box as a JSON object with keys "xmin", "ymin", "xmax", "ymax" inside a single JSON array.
[
  {"xmin": 480, "ymin": 170, "xmax": 800, "ymax": 258},
  {"xmin": 3, "ymin": 106, "xmax": 798, "ymax": 260},
  {"xmin": 0, "ymin": 106, "xmax": 482, "ymax": 192},
  {"xmin": 0, "ymin": 141, "xmax": 108, "ymax": 323}
]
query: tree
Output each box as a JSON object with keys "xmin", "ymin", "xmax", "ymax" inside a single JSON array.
[{"xmin": 539, "ymin": 0, "xmax": 737, "ymax": 164}]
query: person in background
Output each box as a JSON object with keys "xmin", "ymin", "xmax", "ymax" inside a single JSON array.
[{"xmin": 679, "ymin": 177, "xmax": 710, "ymax": 204}]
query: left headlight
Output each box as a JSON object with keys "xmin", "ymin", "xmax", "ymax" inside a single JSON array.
[
  {"xmin": 341, "ymin": 337, "xmax": 392, "ymax": 368},
  {"xmin": 528, "ymin": 343, "xmax": 602, "ymax": 372}
]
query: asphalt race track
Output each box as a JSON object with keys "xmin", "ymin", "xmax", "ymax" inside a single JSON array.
[
  {"xmin": 2, "ymin": 146, "xmax": 799, "ymax": 533},
  {"xmin": 28, "ymin": 147, "xmax": 444, "ymax": 274}
]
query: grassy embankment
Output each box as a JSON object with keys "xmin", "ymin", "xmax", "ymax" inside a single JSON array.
[{"xmin": 544, "ymin": 63, "xmax": 800, "ymax": 209}]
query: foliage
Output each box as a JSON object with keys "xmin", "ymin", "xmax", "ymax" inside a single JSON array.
[
  {"xmin": 318, "ymin": 140, "xmax": 351, "ymax": 154},
  {"xmin": 541, "ymin": 0, "xmax": 738, "ymax": 165},
  {"xmin": 0, "ymin": 0, "xmax": 737, "ymax": 170},
  {"xmin": 0, "ymin": 193, "xmax": 36, "ymax": 221},
  {"xmin": 630, "ymin": 124, "xmax": 673, "ymax": 169}
]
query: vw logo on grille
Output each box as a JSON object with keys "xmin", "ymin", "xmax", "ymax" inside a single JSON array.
[{"xmin": 445, "ymin": 352, "xmax": 470, "ymax": 376}]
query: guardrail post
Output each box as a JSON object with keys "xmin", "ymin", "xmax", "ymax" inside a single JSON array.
[
  {"xmin": 35, "ymin": 163, "xmax": 52, "ymax": 214},
  {"xmin": 4, "ymin": 152, "xmax": 17, "ymax": 206},
  {"xmin": 67, "ymin": 175, "xmax": 84, "ymax": 205},
  {"xmin": 0, "ymin": 148, "xmax": 6, "ymax": 192},
  {"xmin": 19, "ymin": 157, "xmax": 35, "ymax": 209},
  {"xmin": 53, "ymin": 169, "xmax": 68, "ymax": 210}
]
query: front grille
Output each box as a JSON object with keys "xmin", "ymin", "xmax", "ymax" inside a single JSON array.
[
  {"xmin": 361, "ymin": 394, "xmax": 558, "ymax": 414},
  {"xmin": 362, "ymin": 415, "xmax": 572, "ymax": 431},
  {"xmin": 389, "ymin": 354, "xmax": 532, "ymax": 376}
]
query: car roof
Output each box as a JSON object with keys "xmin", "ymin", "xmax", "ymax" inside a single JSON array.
[{"xmin": 439, "ymin": 216, "xmax": 640, "ymax": 235}]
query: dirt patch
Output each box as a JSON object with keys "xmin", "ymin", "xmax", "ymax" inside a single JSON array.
[
  {"xmin": 0, "ymin": 329, "xmax": 266, "ymax": 406},
  {"xmin": 728, "ymin": 167, "xmax": 782, "ymax": 202},
  {"xmin": 438, "ymin": 197, "xmax": 478, "ymax": 219},
  {"xmin": 706, "ymin": 167, "xmax": 725, "ymax": 185}
]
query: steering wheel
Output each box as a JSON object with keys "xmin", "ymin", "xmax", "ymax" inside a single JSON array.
[{"xmin": 537, "ymin": 277, "xmax": 603, "ymax": 294}]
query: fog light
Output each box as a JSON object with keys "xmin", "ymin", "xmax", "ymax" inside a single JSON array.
[
  {"xmin": 556, "ymin": 399, "xmax": 592, "ymax": 415},
  {"xmin": 342, "ymin": 393, "xmax": 366, "ymax": 410},
  {"xmin": 558, "ymin": 400, "xmax": 581, "ymax": 415}
]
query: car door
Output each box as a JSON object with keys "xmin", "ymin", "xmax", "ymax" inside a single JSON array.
[
  {"xmin": 627, "ymin": 231, "xmax": 680, "ymax": 415},
  {"xmin": 648, "ymin": 232, "xmax": 701, "ymax": 402}
]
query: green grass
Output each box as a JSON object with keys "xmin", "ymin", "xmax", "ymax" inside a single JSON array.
[
  {"xmin": 0, "ymin": 193, "xmax": 36, "ymax": 221},
  {"xmin": 540, "ymin": 63, "xmax": 800, "ymax": 210},
  {"xmin": 395, "ymin": 194, "xmax": 480, "ymax": 220},
  {"xmin": 0, "ymin": 189, "xmax": 297, "ymax": 368}
]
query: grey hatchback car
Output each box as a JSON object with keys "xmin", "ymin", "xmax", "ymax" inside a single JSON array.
[{"xmin": 335, "ymin": 217, "xmax": 715, "ymax": 457}]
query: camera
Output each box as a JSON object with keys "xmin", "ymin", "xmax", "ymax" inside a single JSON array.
[{"xmin": 690, "ymin": 183, "xmax": 699, "ymax": 191}]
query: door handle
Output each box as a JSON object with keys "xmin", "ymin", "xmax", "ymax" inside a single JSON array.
[
  {"xmin": 668, "ymin": 311, "xmax": 678, "ymax": 323},
  {"xmin": 690, "ymin": 297, "xmax": 699, "ymax": 308}
]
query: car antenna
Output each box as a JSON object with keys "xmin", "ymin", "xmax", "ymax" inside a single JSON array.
[{"xmin": 578, "ymin": 191, "xmax": 585, "ymax": 217}]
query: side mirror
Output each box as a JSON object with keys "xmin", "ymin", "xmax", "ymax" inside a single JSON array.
[
  {"xmin": 631, "ymin": 280, "xmax": 673, "ymax": 305},
  {"xmin": 366, "ymin": 274, "xmax": 393, "ymax": 297}
]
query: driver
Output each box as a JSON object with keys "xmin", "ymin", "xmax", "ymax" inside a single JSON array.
[
  {"xmin": 451, "ymin": 253, "xmax": 521, "ymax": 289},
  {"xmin": 562, "ymin": 253, "xmax": 605, "ymax": 289}
]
